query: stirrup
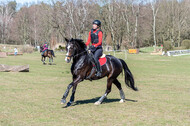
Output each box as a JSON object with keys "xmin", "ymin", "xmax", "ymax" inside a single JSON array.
[{"xmin": 96, "ymin": 71, "xmax": 101, "ymax": 77}]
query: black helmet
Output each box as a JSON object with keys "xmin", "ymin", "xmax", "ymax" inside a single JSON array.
[{"xmin": 92, "ymin": 20, "xmax": 101, "ymax": 27}]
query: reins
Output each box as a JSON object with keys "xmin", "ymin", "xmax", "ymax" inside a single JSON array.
[{"xmin": 66, "ymin": 50, "xmax": 87, "ymax": 58}]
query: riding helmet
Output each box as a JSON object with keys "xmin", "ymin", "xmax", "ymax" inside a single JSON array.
[{"xmin": 93, "ymin": 20, "xmax": 101, "ymax": 27}]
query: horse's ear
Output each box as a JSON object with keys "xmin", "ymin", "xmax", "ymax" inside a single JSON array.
[{"xmin": 65, "ymin": 38, "xmax": 69, "ymax": 43}]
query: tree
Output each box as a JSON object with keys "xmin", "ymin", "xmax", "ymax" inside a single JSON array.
[
  {"xmin": 175, "ymin": 0, "xmax": 189, "ymax": 47},
  {"xmin": 0, "ymin": 1, "xmax": 16, "ymax": 44},
  {"xmin": 0, "ymin": 0, "xmax": 190, "ymax": 50},
  {"xmin": 150, "ymin": 0, "xmax": 160, "ymax": 47}
]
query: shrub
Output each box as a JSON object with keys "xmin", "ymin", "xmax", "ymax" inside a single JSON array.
[
  {"xmin": 173, "ymin": 46, "xmax": 186, "ymax": 50},
  {"xmin": 163, "ymin": 41, "xmax": 173, "ymax": 52},
  {"xmin": 55, "ymin": 45, "xmax": 65, "ymax": 51},
  {"xmin": 59, "ymin": 45, "xmax": 65, "ymax": 50},
  {"xmin": 33, "ymin": 48, "xmax": 38, "ymax": 52},
  {"xmin": 181, "ymin": 39, "xmax": 190, "ymax": 49},
  {"xmin": 20, "ymin": 45, "xmax": 34, "ymax": 53}
]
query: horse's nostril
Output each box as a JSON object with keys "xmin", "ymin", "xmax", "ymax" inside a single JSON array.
[{"xmin": 65, "ymin": 57, "xmax": 71, "ymax": 63}]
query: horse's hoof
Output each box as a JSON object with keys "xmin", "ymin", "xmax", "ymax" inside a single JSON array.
[
  {"xmin": 119, "ymin": 99, "xmax": 125, "ymax": 103},
  {"xmin": 61, "ymin": 99, "xmax": 66, "ymax": 104},
  {"xmin": 94, "ymin": 101, "xmax": 101, "ymax": 105},
  {"xmin": 66, "ymin": 101, "xmax": 72, "ymax": 106}
]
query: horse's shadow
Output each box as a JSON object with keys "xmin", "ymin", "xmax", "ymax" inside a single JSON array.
[
  {"xmin": 63, "ymin": 97, "xmax": 137, "ymax": 108},
  {"xmin": 42, "ymin": 63, "xmax": 56, "ymax": 65},
  {"xmin": 49, "ymin": 63, "xmax": 56, "ymax": 65}
]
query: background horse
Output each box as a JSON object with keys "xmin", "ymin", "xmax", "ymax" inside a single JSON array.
[
  {"xmin": 40, "ymin": 46, "xmax": 55, "ymax": 64},
  {"xmin": 61, "ymin": 38, "xmax": 138, "ymax": 107}
]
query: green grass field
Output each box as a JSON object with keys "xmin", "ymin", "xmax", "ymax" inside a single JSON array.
[{"xmin": 0, "ymin": 51, "xmax": 189, "ymax": 126}]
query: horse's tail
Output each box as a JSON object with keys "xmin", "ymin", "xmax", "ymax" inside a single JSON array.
[
  {"xmin": 51, "ymin": 50, "xmax": 56, "ymax": 57},
  {"xmin": 119, "ymin": 59, "xmax": 138, "ymax": 91}
]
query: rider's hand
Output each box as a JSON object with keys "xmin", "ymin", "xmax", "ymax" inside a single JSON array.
[{"xmin": 89, "ymin": 45, "xmax": 95, "ymax": 50}]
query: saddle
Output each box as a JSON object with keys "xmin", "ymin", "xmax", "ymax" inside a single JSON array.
[
  {"xmin": 99, "ymin": 54, "xmax": 107, "ymax": 66},
  {"xmin": 86, "ymin": 53, "xmax": 107, "ymax": 80},
  {"xmin": 88, "ymin": 51, "xmax": 107, "ymax": 66}
]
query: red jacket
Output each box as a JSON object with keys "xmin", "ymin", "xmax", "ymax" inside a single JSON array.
[
  {"xmin": 85, "ymin": 29, "xmax": 103, "ymax": 47},
  {"xmin": 43, "ymin": 44, "xmax": 48, "ymax": 51}
]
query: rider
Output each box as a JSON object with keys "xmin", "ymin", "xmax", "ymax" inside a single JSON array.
[
  {"xmin": 86, "ymin": 20, "xmax": 103, "ymax": 77},
  {"xmin": 41, "ymin": 42, "xmax": 48, "ymax": 56}
]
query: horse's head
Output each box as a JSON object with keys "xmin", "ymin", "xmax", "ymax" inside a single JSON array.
[
  {"xmin": 65, "ymin": 38, "xmax": 86, "ymax": 63},
  {"xmin": 40, "ymin": 46, "xmax": 43, "ymax": 52},
  {"xmin": 65, "ymin": 38, "xmax": 76, "ymax": 63}
]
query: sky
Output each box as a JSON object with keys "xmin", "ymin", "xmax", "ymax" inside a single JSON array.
[
  {"xmin": 18, "ymin": 0, "xmax": 34, "ymax": 4},
  {"xmin": 0, "ymin": 0, "xmax": 47, "ymax": 4},
  {"xmin": 15, "ymin": 0, "xmax": 47, "ymax": 4}
]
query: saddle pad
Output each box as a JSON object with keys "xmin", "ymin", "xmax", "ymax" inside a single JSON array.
[
  {"xmin": 100, "ymin": 54, "xmax": 106, "ymax": 58},
  {"xmin": 99, "ymin": 57, "xmax": 107, "ymax": 66}
]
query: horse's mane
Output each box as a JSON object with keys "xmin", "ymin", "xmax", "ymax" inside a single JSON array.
[{"xmin": 72, "ymin": 39, "xmax": 86, "ymax": 50}]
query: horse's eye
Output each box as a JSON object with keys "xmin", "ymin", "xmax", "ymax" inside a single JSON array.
[{"xmin": 69, "ymin": 46, "xmax": 74, "ymax": 49}]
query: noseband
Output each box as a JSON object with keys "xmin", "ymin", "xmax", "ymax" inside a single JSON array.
[{"xmin": 66, "ymin": 49, "xmax": 87, "ymax": 58}]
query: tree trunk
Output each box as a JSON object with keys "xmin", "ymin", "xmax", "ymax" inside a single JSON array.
[
  {"xmin": 153, "ymin": 14, "xmax": 156, "ymax": 47},
  {"xmin": 134, "ymin": 13, "xmax": 138, "ymax": 48},
  {"xmin": 151, "ymin": 1, "xmax": 159, "ymax": 48},
  {"xmin": 178, "ymin": 29, "xmax": 181, "ymax": 47}
]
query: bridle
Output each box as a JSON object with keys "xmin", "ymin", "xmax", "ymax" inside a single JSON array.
[{"xmin": 66, "ymin": 46, "xmax": 87, "ymax": 59}]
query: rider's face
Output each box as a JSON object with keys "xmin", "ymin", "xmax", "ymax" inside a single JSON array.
[{"xmin": 93, "ymin": 24, "xmax": 98, "ymax": 30}]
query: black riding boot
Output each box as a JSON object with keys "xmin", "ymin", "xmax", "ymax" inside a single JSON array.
[{"xmin": 94, "ymin": 59, "xmax": 102, "ymax": 77}]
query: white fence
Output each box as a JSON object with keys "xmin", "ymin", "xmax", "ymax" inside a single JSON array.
[
  {"xmin": 167, "ymin": 49, "xmax": 190, "ymax": 56},
  {"xmin": 105, "ymin": 50, "xmax": 127, "ymax": 60}
]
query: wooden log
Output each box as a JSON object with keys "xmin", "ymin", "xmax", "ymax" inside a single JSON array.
[
  {"xmin": 7, "ymin": 52, "xmax": 23, "ymax": 56},
  {"xmin": 0, "ymin": 52, "xmax": 7, "ymax": 58},
  {"xmin": 0, "ymin": 64, "xmax": 29, "ymax": 72}
]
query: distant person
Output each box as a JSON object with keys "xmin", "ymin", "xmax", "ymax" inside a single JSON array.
[
  {"xmin": 41, "ymin": 42, "xmax": 48, "ymax": 56},
  {"xmin": 3, "ymin": 46, "xmax": 6, "ymax": 51},
  {"xmin": 14, "ymin": 47, "xmax": 18, "ymax": 56},
  {"xmin": 36, "ymin": 46, "xmax": 40, "ymax": 52}
]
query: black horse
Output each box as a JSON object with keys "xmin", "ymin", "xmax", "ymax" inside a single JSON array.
[
  {"xmin": 40, "ymin": 46, "xmax": 55, "ymax": 64},
  {"xmin": 61, "ymin": 38, "xmax": 138, "ymax": 107}
]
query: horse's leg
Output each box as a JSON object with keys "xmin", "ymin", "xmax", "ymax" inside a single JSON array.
[
  {"xmin": 66, "ymin": 83, "xmax": 78, "ymax": 106},
  {"xmin": 49, "ymin": 57, "xmax": 51, "ymax": 64},
  {"xmin": 113, "ymin": 79, "xmax": 125, "ymax": 103},
  {"xmin": 61, "ymin": 82, "xmax": 73, "ymax": 104},
  {"xmin": 44, "ymin": 57, "xmax": 46, "ymax": 64},
  {"xmin": 51, "ymin": 56, "xmax": 53, "ymax": 64},
  {"xmin": 95, "ymin": 78, "xmax": 114, "ymax": 105},
  {"xmin": 61, "ymin": 76, "xmax": 82, "ymax": 106},
  {"xmin": 49, "ymin": 56, "xmax": 53, "ymax": 65},
  {"xmin": 41, "ymin": 56, "xmax": 44, "ymax": 63},
  {"xmin": 42, "ymin": 56, "xmax": 45, "ymax": 64},
  {"xmin": 66, "ymin": 77, "xmax": 82, "ymax": 106},
  {"xmin": 41, "ymin": 56, "xmax": 43, "ymax": 62},
  {"xmin": 51, "ymin": 56, "xmax": 53, "ymax": 63},
  {"xmin": 43, "ymin": 57, "xmax": 46, "ymax": 64}
]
